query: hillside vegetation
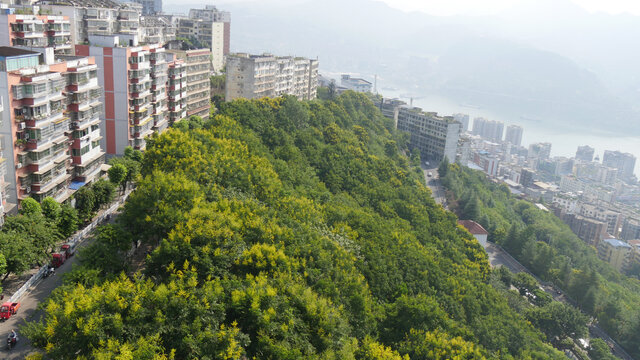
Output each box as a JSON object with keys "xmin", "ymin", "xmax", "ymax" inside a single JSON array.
[
  {"xmin": 24, "ymin": 93, "xmax": 564, "ymax": 359},
  {"xmin": 441, "ymin": 163, "xmax": 640, "ymax": 358}
]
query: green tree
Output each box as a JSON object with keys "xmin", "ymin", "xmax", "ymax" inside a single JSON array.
[
  {"xmin": 588, "ymin": 338, "xmax": 616, "ymax": 360},
  {"xmin": 57, "ymin": 204, "xmax": 79, "ymax": 238},
  {"xmin": 74, "ymin": 186, "xmax": 96, "ymax": 222},
  {"xmin": 526, "ymin": 302, "xmax": 588, "ymax": 343},
  {"xmin": 398, "ymin": 329, "xmax": 487, "ymax": 359},
  {"xmin": 20, "ymin": 197, "xmax": 41, "ymax": 216},
  {"xmin": 108, "ymin": 163, "xmax": 127, "ymax": 191},
  {"xmin": 92, "ymin": 179, "xmax": 115, "ymax": 210},
  {"xmin": 3, "ymin": 214, "xmax": 60, "ymax": 265},
  {"xmin": 41, "ymin": 197, "xmax": 60, "ymax": 221},
  {"xmin": 438, "ymin": 157, "xmax": 449, "ymax": 178},
  {"xmin": 461, "ymin": 196, "xmax": 480, "ymax": 220},
  {"xmin": 124, "ymin": 146, "xmax": 144, "ymax": 162},
  {"xmin": 0, "ymin": 231, "xmax": 35, "ymax": 279},
  {"xmin": 328, "ymin": 81, "xmax": 336, "ymax": 100}
]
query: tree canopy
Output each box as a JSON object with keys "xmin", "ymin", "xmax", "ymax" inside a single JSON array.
[
  {"xmin": 24, "ymin": 93, "xmax": 565, "ymax": 359},
  {"xmin": 441, "ymin": 162, "xmax": 640, "ymax": 358}
]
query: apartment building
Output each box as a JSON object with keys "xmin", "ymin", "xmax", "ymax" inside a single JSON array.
[
  {"xmin": 579, "ymin": 204, "xmax": 622, "ymax": 236},
  {"xmin": 598, "ymin": 238, "xmax": 632, "ymax": 271},
  {"xmin": 472, "ymin": 151, "xmax": 500, "ymax": 177},
  {"xmin": 76, "ymin": 39, "xmax": 173, "ymax": 155},
  {"xmin": 452, "ymin": 113, "xmax": 469, "ymax": 132},
  {"xmin": 377, "ymin": 98, "xmax": 405, "ymax": 127},
  {"xmin": 225, "ymin": 53, "xmax": 318, "ymax": 101},
  {"xmin": 602, "ymin": 150, "xmax": 636, "ymax": 183},
  {"xmin": 177, "ymin": 18, "xmax": 223, "ymax": 72},
  {"xmin": 296, "ymin": 57, "xmax": 318, "ymax": 99},
  {"xmin": 128, "ymin": 0, "xmax": 162, "ymax": 15},
  {"xmin": 187, "ymin": 5, "xmax": 230, "ymax": 55},
  {"xmin": 396, "ymin": 106, "xmax": 461, "ymax": 163},
  {"xmin": 528, "ymin": 142, "xmax": 552, "ymax": 162},
  {"xmin": 149, "ymin": 46, "xmax": 168, "ymax": 133},
  {"xmin": 562, "ymin": 213, "xmax": 607, "ymax": 246},
  {"xmin": 340, "ymin": 74, "xmax": 372, "ymax": 93},
  {"xmin": 166, "ymin": 59, "xmax": 186, "ymax": 124},
  {"xmin": 0, "ymin": 47, "xmax": 104, "ymax": 209},
  {"xmin": 140, "ymin": 16, "xmax": 175, "ymax": 45},
  {"xmin": 39, "ymin": 0, "xmax": 142, "ymax": 45},
  {"xmin": 0, "ymin": 93, "xmax": 8, "ymax": 221},
  {"xmin": 166, "ymin": 49, "xmax": 211, "ymax": 119},
  {"xmin": 576, "ymin": 145, "xmax": 595, "ymax": 162},
  {"xmin": 0, "ymin": 13, "xmax": 72, "ymax": 55},
  {"xmin": 504, "ymin": 124, "xmax": 523, "ymax": 146},
  {"xmin": 627, "ymin": 240, "xmax": 640, "ymax": 272},
  {"xmin": 472, "ymin": 117, "xmax": 503, "ymax": 143},
  {"xmin": 552, "ymin": 192, "xmax": 580, "ymax": 213},
  {"xmin": 620, "ymin": 218, "xmax": 640, "ymax": 241}
]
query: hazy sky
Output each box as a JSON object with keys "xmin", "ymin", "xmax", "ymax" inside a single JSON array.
[
  {"xmin": 377, "ymin": 0, "xmax": 640, "ymax": 16},
  {"xmin": 213, "ymin": 0, "xmax": 640, "ymax": 16}
]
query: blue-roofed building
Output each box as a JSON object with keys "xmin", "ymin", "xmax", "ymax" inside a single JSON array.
[
  {"xmin": 598, "ymin": 238, "xmax": 632, "ymax": 271},
  {"xmin": 0, "ymin": 47, "xmax": 40, "ymax": 72}
]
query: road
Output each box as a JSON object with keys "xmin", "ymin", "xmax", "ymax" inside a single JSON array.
[
  {"xmin": 0, "ymin": 192, "xmax": 128, "ymax": 360},
  {"xmin": 424, "ymin": 165, "xmax": 635, "ymax": 359},
  {"xmin": 422, "ymin": 163, "xmax": 446, "ymax": 206},
  {"xmin": 0, "ymin": 250, "xmax": 82, "ymax": 359},
  {"xmin": 485, "ymin": 244, "xmax": 634, "ymax": 360}
]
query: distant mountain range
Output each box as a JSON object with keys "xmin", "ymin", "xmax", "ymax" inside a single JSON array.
[{"xmin": 166, "ymin": 0, "xmax": 640, "ymax": 134}]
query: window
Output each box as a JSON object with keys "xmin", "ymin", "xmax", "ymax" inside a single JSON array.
[{"xmin": 72, "ymin": 145, "xmax": 90, "ymax": 157}]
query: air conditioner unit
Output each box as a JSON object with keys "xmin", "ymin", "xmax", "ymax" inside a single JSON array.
[
  {"xmin": 24, "ymin": 133, "xmax": 29, "ymax": 140},
  {"xmin": 18, "ymin": 123, "xmax": 25, "ymax": 130},
  {"xmin": 15, "ymin": 163, "xmax": 22, "ymax": 169},
  {"xmin": 25, "ymin": 186, "xmax": 31, "ymax": 193}
]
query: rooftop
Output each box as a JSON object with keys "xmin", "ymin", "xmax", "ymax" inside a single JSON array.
[
  {"xmin": 40, "ymin": 0, "xmax": 121, "ymax": 9},
  {"xmin": 458, "ymin": 220, "xmax": 489, "ymax": 235},
  {"xmin": 602, "ymin": 238, "xmax": 632, "ymax": 249},
  {"xmin": 0, "ymin": 47, "xmax": 39, "ymax": 58}
]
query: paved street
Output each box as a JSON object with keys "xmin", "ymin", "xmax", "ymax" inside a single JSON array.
[
  {"xmin": 0, "ymin": 192, "xmax": 128, "ymax": 359},
  {"xmin": 422, "ymin": 163, "xmax": 446, "ymax": 206},
  {"xmin": 0, "ymin": 253, "xmax": 80, "ymax": 359}
]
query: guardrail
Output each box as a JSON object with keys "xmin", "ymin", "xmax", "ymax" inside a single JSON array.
[{"xmin": 9, "ymin": 189, "xmax": 132, "ymax": 303}]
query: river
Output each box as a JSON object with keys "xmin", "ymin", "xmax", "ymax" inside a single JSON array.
[{"xmin": 378, "ymin": 89, "xmax": 640, "ymax": 177}]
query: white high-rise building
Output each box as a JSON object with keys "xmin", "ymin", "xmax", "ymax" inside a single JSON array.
[
  {"xmin": 225, "ymin": 53, "xmax": 318, "ymax": 101},
  {"xmin": 396, "ymin": 107, "xmax": 461, "ymax": 162},
  {"xmin": 505, "ymin": 125, "xmax": 523, "ymax": 146}
]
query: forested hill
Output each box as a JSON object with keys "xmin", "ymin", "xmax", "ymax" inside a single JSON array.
[
  {"xmin": 24, "ymin": 93, "xmax": 563, "ymax": 358},
  {"xmin": 441, "ymin": 163, "xmax": 640, "ymax": 358}
]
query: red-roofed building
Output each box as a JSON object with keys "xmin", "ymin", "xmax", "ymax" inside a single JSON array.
[{"xmin": 458, "ymin": 220, "xmax": 488, "ymax": 247}]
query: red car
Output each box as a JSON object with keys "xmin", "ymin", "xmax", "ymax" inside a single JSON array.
[{"xmin": 0, "ymin": 302, "xmax": 19, "ymax": 320}]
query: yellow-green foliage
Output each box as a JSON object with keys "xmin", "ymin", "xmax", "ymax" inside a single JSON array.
[{"xmin": 24, "ymin": 93, "xmax": 565, "ymax": 359}]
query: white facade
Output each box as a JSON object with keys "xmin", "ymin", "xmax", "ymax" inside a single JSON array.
[
  {"xmin": 226, "ymin": 53, "xmax": 318, "ymax": 101},
  {"xmin": 396, "ymin": 107, "xmax": 461, "ymax": 162}
]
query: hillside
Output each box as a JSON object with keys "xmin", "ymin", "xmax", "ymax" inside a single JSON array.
[
  {"xmin": 23, "ymin": 93, "xmax": 564, "ymax": 358},
  {"xmin": 441, "ymin": 163, "xmax": 640, "ymax": 358}
]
